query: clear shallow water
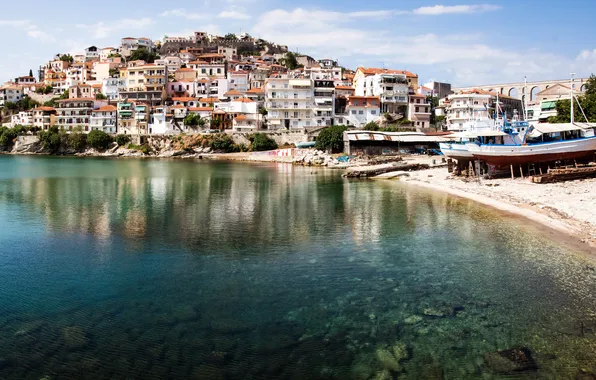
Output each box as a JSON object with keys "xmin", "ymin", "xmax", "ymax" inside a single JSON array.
[{"xmin": 1, "ymin": 156, "xmax": 596, "ymax": 379}]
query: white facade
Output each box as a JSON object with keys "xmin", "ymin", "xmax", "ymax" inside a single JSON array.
[
  {"xmin": 313, "ymin": 79, "xmax": 335, "ymax": 127},
  {"xmin": 0, "ymin": 86, "xmax": 23, "ymax": 106},
  {"xmin": 228, "ymin": 72, "xmax": 249, "ymax": 93},
  {"xmin": 11, "ymin": 111, "xmax": 33, "ymax": 127},
  {"xmin": 102, "ymin": 78, "xmax": 127, "ymax": 101},
  {"xmin": 85, "ymin": 46, "xmax": 100, "ymax": 61},
  {"xmin": 444, "ymin": 93, "xmax": 493, "ymax": 131},
  {"xmin": 355, "ymin": 73, "xmax": 408, "ymax": 113},
  {"xmin": 265, "ymin": 77, "xmax": 315, "ymax": 129},
  {"xmin": 90, "ymin": 106, "xmax": 117, "ymax": 133},
  {"xmin": 155, "ymin": 56, "xmax": 182, "ymax": 75}
]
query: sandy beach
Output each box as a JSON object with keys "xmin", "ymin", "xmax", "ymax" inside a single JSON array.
[{"xmin": 400, "ymin": 165, "xmax": 596, "ymax": 250}]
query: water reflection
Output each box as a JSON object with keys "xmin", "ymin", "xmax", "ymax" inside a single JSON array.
[{"xmin": 1, "ymin": 156, "xmax": 596, "ymax": 379}]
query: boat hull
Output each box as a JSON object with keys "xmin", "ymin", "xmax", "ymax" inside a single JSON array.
[
  {"xmin": 467, "ymin": 137, "xmax": 596, "ymax": 165},
  {"xmin": 439, "ymin": 143, "xmax": 474, "ymax": 161}
]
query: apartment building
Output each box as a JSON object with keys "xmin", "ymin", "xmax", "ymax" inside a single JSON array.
[
  {"xmin": 0, "ymin": 85, "xmax": 23, "ymax": 106},
  {"xmin": 55, "ymin": 98, "xmax": 107, "ymax": 132},
  {"xmin": 10, "ymin": 111, "xmax": 33, "ymax": 127},
  {"xmin": 265, "ymin": 77, "xmax": 315, "ymax": 129},
  {"xmin": 102, "ymin": 77, "xmax": 127, "ymax": 101},
  {"xmin": 69, "ymin": 84, "xmax": 94, "ymax": 99},
  {"xmin": 90, "ymin": 105, "xmax": 117, "ymax": 133},
  {"xmin": 407, "ymin": 94, "xmax": 431, "ymax": 130},
  {"xmin": 228, "ymin": 71, "xmax": 249, "ymax": 93},
  {"xmin": 354, "ymin": 68, "xmax": 410, "ymax": 115},
  {"xmin": 313, "ymin": 79, "xmax": 335, "ymax": 127},
  {"xmin": 339, "ymin": 96, "xmax": 380, "ymax": 128},
  {"xmin": 155, "ymin": 56, "xmax": 182, "ymax": 75},
  {"xmin": 32, "ymin": 106, "xmax": 57, "ymax": 130},
  {"xmin": 120, "ymin": 64, "xmax": 167, "ymax": 104}
]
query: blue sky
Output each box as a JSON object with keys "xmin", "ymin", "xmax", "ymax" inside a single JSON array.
[{"xmin": 1, "ymin": 0, "xmax": 595, "ymax": 86}]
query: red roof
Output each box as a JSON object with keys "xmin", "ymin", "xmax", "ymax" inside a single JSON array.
[
  {"xmin": 172, "ymin": 97, "xmax": 198, "ymax": 102},
  {"xmin": 357, "ymin": 67, "xmax": 418, "ymax": 78},
  {"xmin": 32, "ymin": 106, "xmax": 56, "ymax": 111},
  {"xmin": 93, "ymin": 105, "xmax": 117, "ymax": 112},
  {"xmin": 224, "ymin": 89, "xmax": 242, "ymax": 96},
  {"xmin": 246, "ymin": 87, "xmax": 264, "ymax": 94},
  {"xmin": 233, "ymin": 97, "xmax": 254, "ymax": 103},
  {"xmin": 188, "ymin": 107, "xmax": 213, "ymax": 112}
]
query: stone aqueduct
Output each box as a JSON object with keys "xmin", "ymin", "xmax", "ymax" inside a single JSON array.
[{"xmin": 452, "ymin": 78, "xmax": 590, "ymax": 103}]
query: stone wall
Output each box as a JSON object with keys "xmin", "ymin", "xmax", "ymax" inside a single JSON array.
[
  {"xmin": 27, "ymin": 93, "xmax": 56, "ymax": 105},
  {"xmin": 230, "ymin": 130, "xmax": 311, "ymax": 146}
]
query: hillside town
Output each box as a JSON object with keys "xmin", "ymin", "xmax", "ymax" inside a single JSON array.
[{"xmin": 0, "ymin": 31, "xmax": 447, "ymax": 135}]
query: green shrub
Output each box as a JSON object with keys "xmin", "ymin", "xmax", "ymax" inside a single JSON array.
[
  {"xmin": 67, "ymin": 132, "xmax": 87, "ymax": 151},
  {"xmin": 127, "ymin": 143, "xmax": 151, "ymax": 155},
  {"xmin": 364, "ymin": 121, "xmax": 379, "ymax": 131},
  {"xmin": 87, "ymin": 130, "xmax": 113, "ymax": 150},
  {"xmin": 209, "ymin": 134, "xmax": 235, "ymax": 152},
  {"xmin": 0, "ymin": 128, "xmax": 18, "ymax": 149},
  {"xmin": 315, "ymin": 125, "xmax": 348, "ymax": 153},
  {"xmin": 38, "ymin": 127, "xmax": 63, "ymax": 153},
  {"xmin": 249, "ymin": 133, "xmax": 278, "ymax": 151},
  {"xmin": 115, "ymin": 134, "xmax": 131, "ymax": 146}
]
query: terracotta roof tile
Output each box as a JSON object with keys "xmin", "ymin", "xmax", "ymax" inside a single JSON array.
[
  {"xmin": 93, "ymin": 105, "xmax": 117, "ymax": 112},
  {"xmin": 233, "ymin": 97, "xmax": 254, "ymax": 103}
]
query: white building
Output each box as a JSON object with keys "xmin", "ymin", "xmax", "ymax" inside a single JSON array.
[
  {"xmin": 100, "ymin": 47, "xmax": 118, "ymax": 62},
  {"xmin": 227, "ymin": 71, "xmax": 249, "ymax": 93},
  {"xmin": 444, "ymin": 92, "xmax": 493, "ymax": 131},
  {"xmin": 339, "ymin": 96, "xmax": 380, "ymax": 128},
  {"xmin": 90, "ymin": 105, "xmax": 117, "ymax": 133},
  {"xmin": 0, "ymin": 85, "xmax": 23, "ymax": 106},
  {"xmin": 355, "ymin": 72, "xmax": 409, "ymax": 114},
  {"xmin": 265, "ymin": 77, "xmax": 315, "ymax": 129},
  {"xmin": 11, "ymin": 111, "xmax": 33, "ymax": 127},
  {"xmin": 85, "ymin": 46, "xmax": 100, "ymax": 61},
  {"xmin": 102, "ymin": 77, "xmax": 127, "ymax": 101},
  {"xmin": 155, "ymin": 56, "xmax": 182, "ymax": 75}
]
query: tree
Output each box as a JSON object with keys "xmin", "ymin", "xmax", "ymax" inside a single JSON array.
[
  {"xmin": 364, "ymin": 121, "xmax": 379, "ymax": 131},
  {"xmin": 109, "ymin": 68, "xmax": 119, "ymax": 77},
  {"xmin": 67, "ymin": 131, "xmax": 87, "ymax": 151},
  {"xmin": 128, "ymin": 47, "xmax": 158, "ymax": 63},
  {"xmin": 59, "ymin": 90, "xmax": 69, "ymax": 100},
  {"xmin": 315, "ymin": 125, "xmax": 348, "ymax": 153},
  {"xmin": 426, "ymin": 95, "xmax": 439, "ymax": 126},
  {"xmin": 29, "ymin": 69, "xmax": 33, "ymax": 77},
  {"xmin": 548, "ymin": 74, "xmax": 596, "ymax": 123},
  {"xmin": 0, "ymin": 128, "xmax": 18, "ymax": 150},
  {"xmin": 280, "ymin": 52, "xmax": 299, "ymax": 70},
  {"xmin": 38, "ymin": 126, "xmax": 63, "ymax": 153},
  {"xmin": 44, "ymin": 99, "xmax": 58, "ymax": 108},
  {"xmin": 249, "ymin": 133, "xmax": 278, "ymax": 151},
  {"xmin": 87, "ymin": 130, "xmax": 113, "ymax": 150},
  {"xmin": 184, "ymin": 113, "xmax": 202, "ymax": 129},
  {"xmin": 59, "ymin": 54, "xmax": 74, "ymax": 63},
  {"xmin": 224, "ymin": 33, "xmax": 237, "ymax": 40},
  {"xmin": 115, "ymin": 134, "xmax": 131, "ymax": 146},
  {"xmin": 210, "ymin": 118, "xmax": 222, "ymax": 131},
  {"xmin": 95, "ymin": 93, "xmax": 107, "ymax": 100}
]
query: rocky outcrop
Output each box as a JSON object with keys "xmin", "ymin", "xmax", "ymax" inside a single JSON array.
[{"xmin": 484, "ymin": 347, "xmax": 538, "ymax": 374}]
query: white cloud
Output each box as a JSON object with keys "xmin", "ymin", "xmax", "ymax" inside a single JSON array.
[
  {"xmin": 0, "ymin": 19, "xmax": 32, "ymax": 28},
  {"xmin": 218, "ymin": 10, "xmax": 251, "ymax": 20},
  {"xmin": 76, "ymin": 18, "xmax": 153, "ymax": 39},
  {"xmin": 413, "ymin": 4, "xmax": 501, "ymax": 15},
  {"xmin": 251, "ymin": 7, "xmax": 580, "ymax": 85},
  {"xmin": 160, "ymin": 8, "xmax": 207, "ymax": 20},
  {"xmin": 0, "ymin": 19, "xmax": 54, "ymax": 42}
]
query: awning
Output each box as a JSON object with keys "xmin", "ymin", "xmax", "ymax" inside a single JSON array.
[
  {"xmin": 533, "ymin": 123, "xmax": 585, "ymax": 134},
  {"xmin": 289, "ymin": 79, "xmax": 311, "ymax": 87},
  {"xmin": 119, "ymin": 111, "xmax": 132, "ymax": 116},
  {"xmin": 541, "ymin": 101, "xmax": 556, "ymax": 110}
]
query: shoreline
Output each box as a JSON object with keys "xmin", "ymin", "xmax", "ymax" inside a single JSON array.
[{"xmin": 400, "ymin": 168, "xmax": 596, "ymax": 253}]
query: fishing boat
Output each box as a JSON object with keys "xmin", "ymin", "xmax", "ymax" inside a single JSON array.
[{"xmin": 467, "ymin": 75, "xmax": 596, "ymax": 166}]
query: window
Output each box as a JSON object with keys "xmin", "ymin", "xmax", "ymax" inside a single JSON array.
[
  {"xmin": 351, "ymin": 110, "xmax": 357, "ymax": 115},
  {"xmin": 202, "ymin": 69, "xmax": 206, "ymax": 74},
  {"xmin": 293, "ymin": 112, "xmax": 298, "ymax": 118},
  {"xmin": 358, "ymin": 110, "xmax": 364, "ymax": 115},
  {"xmin": 425, "ymin": 107, "xmax": 428, "ymax": 113},
  {"xmin": 415, "ymin": 107, "xmax": 419, "ymax": 112},
  {"xmin": 416, "ymin": 99, "xmax": 420, "ymax": 104},
  {"xmin": 217, "ymin": 68, "xmax": 221, "ymax": 74},
  {"xmin": 371, "ymin": 110, "xmax": 376, "ymax": 115}
]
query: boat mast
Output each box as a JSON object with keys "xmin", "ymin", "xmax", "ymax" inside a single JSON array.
[
  {"xmin": 570, "ymin": 73, "xmax": 575, "ymax": 124},
  {"xmin": 523, "ymin": 76, "xmax": 528, "ymax": 121}
]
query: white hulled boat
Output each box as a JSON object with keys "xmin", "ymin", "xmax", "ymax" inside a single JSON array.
[{"xmin": 466, "ymin": 75, "xmax": 596, "ymax": 166}]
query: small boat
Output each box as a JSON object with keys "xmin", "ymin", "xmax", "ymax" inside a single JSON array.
[{"xmin": 295, "ymin": 141, "xmax": 316, "ymax": 149}]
